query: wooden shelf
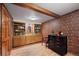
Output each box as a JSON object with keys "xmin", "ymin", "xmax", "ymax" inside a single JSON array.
[
  {"xmin": 34, "ymin": 24, "xmax": 41, "ymax": 33},
  {"xmin": 13, "ymin": 22, "xmax": 25, "ymax": 36}
]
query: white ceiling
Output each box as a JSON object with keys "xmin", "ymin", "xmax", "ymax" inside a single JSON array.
[
  {"xmin": 35, "ymin": 3, "xmax": 79, "ymax": 15},
  {"xmin": 6, "ymin": 3, "xmax": 79, "ymax": 23},
  {"xmin": 6, "ymin": 4, "xmax": 53, "ymax": 23}
]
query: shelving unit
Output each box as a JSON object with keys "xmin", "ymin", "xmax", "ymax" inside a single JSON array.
[
  {"xmin": 34, "ymin": 24, "xmax": 41, "ymax": 33},
  {"xmin": 13, "ymin": 22, "xmax": 25, "ymax": 36},
  {"xmin": 13, "ymin": 23, "xmax": 42, "ymax": 48}
]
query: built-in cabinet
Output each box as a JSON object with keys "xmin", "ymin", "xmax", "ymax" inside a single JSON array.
[
  {"xmin": 13, "ymin": 21, "xmax": 42, "ymax": 48},
  {"xmin": 13, "ymin": 34, "xmax": 42, "ymax": 48},
  {"xmin": 1, "ymin": 4, "xmax": 12, "ymax": 56}
]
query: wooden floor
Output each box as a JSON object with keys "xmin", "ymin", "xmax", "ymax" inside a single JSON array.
[{"xmin": 10, "ymin": 43, "xmax": 74, "ymax": 56}]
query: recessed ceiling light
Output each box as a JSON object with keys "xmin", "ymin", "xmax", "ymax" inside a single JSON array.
[
  {"xmin": 31, "ymin": 17, "xmax": 36, "ymax": 20},
  {"xmin": 29, "ymin": 16, "xmax": 38, "ymax": 20}
]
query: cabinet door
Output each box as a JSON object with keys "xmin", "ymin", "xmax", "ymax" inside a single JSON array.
[
  {"xmin": 2, "ymin": 5, "xmax": 12, "ymax": 42},
  {"xmin": 13, "ymin": 36, "xmax": 26, "ymax": 47},
  {"xmin": 26, "ymin": 36, "xmax": 32, "ymax": 44},
  {"xmin": 2, "ymin": 5, "xmax": 12, "ymax": 56},
  {"xmin": 2, "ymin": 41, "xmax": 10, "ymax": 56},
  {"xmin": 20, "ymin": 36, "xmax": 26, "ymax": 46},
  {"xmin": 26, "ymin": 34, "xmax": 42, "ymax": 44},
  {"xmin": 13, "ymin": 36, "xmax": 21, "ymax": 47},
  {"xmin": 34, "ymin": 35, "xmax": 42, "ymax": 42},
  {"xmin": 0, "ymin": 4, "xmax": 2, "ymax": 55}
]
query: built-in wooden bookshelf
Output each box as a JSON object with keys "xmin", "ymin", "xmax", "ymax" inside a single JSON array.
[
  {"xmin": 13, "ymin": 23, "xmax": 42, "ymax": 48},
  {"xmin": 34, "ymin": 24, "xmax": 41, "ymax": 33},
  {"xmin": 13, "ymin": 22, "xmax": 25, "ymax": 36}
]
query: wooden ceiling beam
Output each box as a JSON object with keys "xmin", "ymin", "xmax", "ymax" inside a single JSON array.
[{"xmin": 13, "ymin": 3, "xmax": 60, "ymax": 18}]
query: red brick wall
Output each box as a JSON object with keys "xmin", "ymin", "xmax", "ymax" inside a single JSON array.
[{"xmin": 42, "ymin": 10, "xmax": 79, "ymax": 55}]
